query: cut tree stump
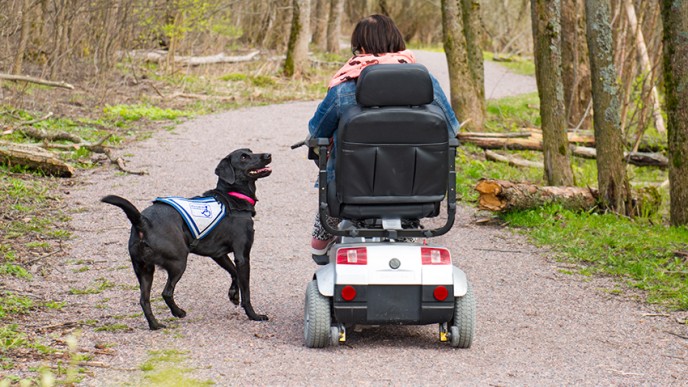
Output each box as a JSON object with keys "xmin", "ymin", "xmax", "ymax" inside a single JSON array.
[{"xmin": 0, "ymin": 143, "xmax": 75, "ymax": 177}]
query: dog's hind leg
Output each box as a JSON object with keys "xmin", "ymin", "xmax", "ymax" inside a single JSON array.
[
  {"xmin": 210, "ymin": 255, "xmax": 240, "ymax": 305},
  {"xmin": 161, "ymin": 260, "xmax": 187, "ymax": 318},
  {"xmin": 132, "ymin": 260, "xmax": 165, "ymax": 330}
]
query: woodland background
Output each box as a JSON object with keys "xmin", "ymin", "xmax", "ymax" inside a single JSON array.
[
  {"xmin": 1, "ymin": 1, "xmax": 688, "ymax": 383},
  {"xmin": 0, "ymin": 0, "xmax": 684, "ymax": 219}
]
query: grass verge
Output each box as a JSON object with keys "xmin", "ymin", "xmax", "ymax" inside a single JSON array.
[{"xmin": 500, "ymin": 205, "xmax": 688, "ymax": 310}]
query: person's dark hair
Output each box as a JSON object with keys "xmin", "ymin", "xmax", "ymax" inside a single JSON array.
[{"xmin": 351, "ymin": 14, "xmax": 406, "ymax": 56}]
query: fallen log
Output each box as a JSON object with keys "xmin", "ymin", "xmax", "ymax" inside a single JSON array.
[
  {"xmin": 475, "ymin": 179, "xmax": 597, "ymax": 212},
  {"xmin": 484, "ymin": 150, "xmax": 542, "ymax": 168},
  {"xmin": 475, "ymin": 178, "xmax": 661, "ymax": 215},
  {"xmin": 0, "ymin": 73, "xmax": 74, "ymax": 89},
  {"xmin": 0, "ymin": 143, "xmax": 75, "ymax": 177},
  {"xmin": 526, "ymin": 128, "xmax": 595, "ymax": 146},
  {"xmin": 459, "ymin": 129, "xmax": 595, "ymax": 146},
  {"xmin": 461, "ymin": 136, "xmax": 667, "ymax": 168},
  {"xmin": 570, "ymin": 146, "xmax": 668, "ymax": 168},
  {"xmin": 127, "ymin": 50, "xmax": 260, "ymax": 66},
  {"xmin": 459, "ymin": 135, "xmax": 542, "ymax": 151},
  {"xmin": 458, "ymin": 131, "xmax": 531, "ymax": 139},
  {"xmin": 20, "ymin": 127, "xmax": 82, "ymax": 143},
  {"xmin": 1, "ymin": 130, "xmax": 146, "ymax": 176}
]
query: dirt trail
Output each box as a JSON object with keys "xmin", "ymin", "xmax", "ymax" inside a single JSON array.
[{"xmin": 54, "ymin": 55, "xmax": 688, "ymax": 385}]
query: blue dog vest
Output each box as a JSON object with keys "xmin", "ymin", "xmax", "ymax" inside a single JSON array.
[{"xmin": 154, "ymin": 196, "xmax": 226, "ymax": 240}]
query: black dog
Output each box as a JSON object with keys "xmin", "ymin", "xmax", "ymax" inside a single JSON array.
[{"xmin": 102, "ymin": 149, "xmax": 271, "ymax": 330}]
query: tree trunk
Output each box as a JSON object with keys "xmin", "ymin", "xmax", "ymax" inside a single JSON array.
[
  {"xmin": 312, "ymin": 0, "xmax": 329, "ymax": 51},
  {"xmin": 12, "ymin": 0, "xmax": 32, "ymax": 75},
  {"xmin": 624, "ymin": 0, "xmax": 666, "ymax": 134},
  {"xmin": 530, "ymin": 0, "xmax": 575, "ymax": 186},
  {"xmin": 560, "ymin": 0, "xmax": 592, "ymax": 130},
  {"xmin": 284, "ymin": 0, "xmax": 311, "ymax": 77},
  {"xmin": 585, "ymin": 0, "xmax": 632, "ymax": 214},
  {"xmin": 326, "ymin": 0, "xmax": 344, "ymax": 54},
  {"xmin": 661, "ymin": 0, "xmax": 688, "ymax": 226},
  {"xmin": 441, "ymin": 0, "xmax": 484, "ymax": 132},
  {"xmin": 462, "ymin": 0, "xmax": 485, "ymax": 103}
]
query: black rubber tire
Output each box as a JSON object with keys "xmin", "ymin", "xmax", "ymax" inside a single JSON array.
[
  {"xmin": 450, "ymin": 283, "xmax": 476, "ymax": 348},
  {"xmin": 304, "ymin": 280, "xmax": 332, "ymax": 348}
]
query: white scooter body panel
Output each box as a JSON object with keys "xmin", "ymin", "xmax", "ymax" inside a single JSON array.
[
  {"xmin": 337, "ymin": 244, "xmax": 423, "ymax": 285},
  {"xmin": 334, "ymin": 243, "xmax": 455, "ymax": 283}
]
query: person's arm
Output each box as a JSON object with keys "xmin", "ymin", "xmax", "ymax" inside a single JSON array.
[
  {"xmin": 308, "ymin": 87, "xmax": 340, "ymax": 139},
  {"xmin": 430, "ymin": 75, "xmax": 460, "ymax": 137}
]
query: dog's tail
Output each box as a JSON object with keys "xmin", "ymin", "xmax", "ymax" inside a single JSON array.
[{"xmin": 101, "ymin": 195, "xmax": 144, "ymax": 230}]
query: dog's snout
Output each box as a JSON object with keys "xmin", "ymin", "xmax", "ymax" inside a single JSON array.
[{"xmin": 263, "ymin": 153, "xmax": 272, "ymax": 162}]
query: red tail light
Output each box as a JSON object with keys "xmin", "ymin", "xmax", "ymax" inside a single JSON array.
[
  {"xmin": 421, "ymin": 247, "xmax": 451, "ymax": 265},
  {"xmin": 336, "ymin": 247, "xmax": 367, "ymax": 265},
  {"xmin": 433, "ymin": 285, "xmax": 449, "ymax": 301},
  {"xmin": 341, "ymin": 285, "xmax": 357, "ymax": 301}
]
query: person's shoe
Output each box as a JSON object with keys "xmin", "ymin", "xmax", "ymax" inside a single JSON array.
[{"xmin": 311, "ymin": 237, "xmax": 336, "ymax": 256}]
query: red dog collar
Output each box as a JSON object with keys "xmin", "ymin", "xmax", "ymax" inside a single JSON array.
[{"xmin": 228, "ymin": 191, "xmax": 256, "ymax": 206}]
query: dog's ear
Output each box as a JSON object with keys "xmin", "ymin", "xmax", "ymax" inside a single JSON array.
[{"xmin": 215, "ymin": 157, "xmax": 235, "ymax": 184}]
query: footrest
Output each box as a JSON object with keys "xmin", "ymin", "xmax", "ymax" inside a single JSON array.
[{"xmin": 312, "ymin": 254, "xmax": 329, "ymax": 265}]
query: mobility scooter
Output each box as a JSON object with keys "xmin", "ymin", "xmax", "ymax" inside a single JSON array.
[{"xmin": 302, "ymin": 63, "xmax": 475, "ymax": 348}]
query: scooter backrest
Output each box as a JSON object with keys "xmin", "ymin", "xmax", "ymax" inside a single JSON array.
[{"xmin": 332, "ymin": 64, "xmax": 449, "ymax": 219}]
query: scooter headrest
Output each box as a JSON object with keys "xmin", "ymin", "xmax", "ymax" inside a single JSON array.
[{"xmin": 356, "ymin": 64, "xmax": 434, "ymax": 107}]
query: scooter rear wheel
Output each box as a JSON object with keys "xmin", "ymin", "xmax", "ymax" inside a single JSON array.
[
  {"xmin": 304, "ymin": 280, "xmax": 332, "ymax": 348},
  {"xmin": 450, "ymin": 282, "xmax": 476, "ymax": 348}
]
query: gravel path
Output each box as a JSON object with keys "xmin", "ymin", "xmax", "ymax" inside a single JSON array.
[{"xmin": 56, "ymin": 55, "xmax": 687, "ymax": 385}]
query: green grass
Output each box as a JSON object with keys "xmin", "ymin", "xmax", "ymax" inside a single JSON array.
[
  {"xmin": 103, "ymin": 103, "xmax": 193, "ymax": 123},
  {"xmin": 139, "ymin": 349, "xmax": 214, "ymax": 386},
  {"xmin": 484, "ymin": 92, "xmax": 540, "ymax": 131},
  {"xmin": 0, "ymin": 292, "xmax": 33, "ymax": 319},
  {"xmin": 69, "ymin": 278, "xmax": 116, "ymax": 295},
  {"xmin": 94, "ymin": 323, "xmax": 131, "ymax": 332},
  {"xmin": 501, "ymin": 205, "xmax": 688, "ymax": 310},
  {"xmin": 0, "ymin": 264, "xmax": 30, "ymax": 278},
  {"xmin": 484, "ymin": 52, "xmax": 536, "ymax": 75},
  {"xmin": 455, "ymin": 143, "xmax": 545, "ymax": 201},
  {"xmin": 0, "ymin": 324, "xmax": 53, "ymax": 355}
]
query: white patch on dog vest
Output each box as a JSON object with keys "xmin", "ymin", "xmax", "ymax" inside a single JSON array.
[{"xmin": 154, "ymin": 196, "xmax": 226, "ymax": 240}]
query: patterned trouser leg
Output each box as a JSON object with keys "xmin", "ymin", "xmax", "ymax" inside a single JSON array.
[{"xmin": 311, "ymin": 211, "xmax": 340, "ymax": 240}]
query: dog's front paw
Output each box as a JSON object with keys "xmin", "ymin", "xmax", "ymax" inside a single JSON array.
[{"xmin": 172, "ymin": 308, "xmax": 187, "ymax": 318}]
